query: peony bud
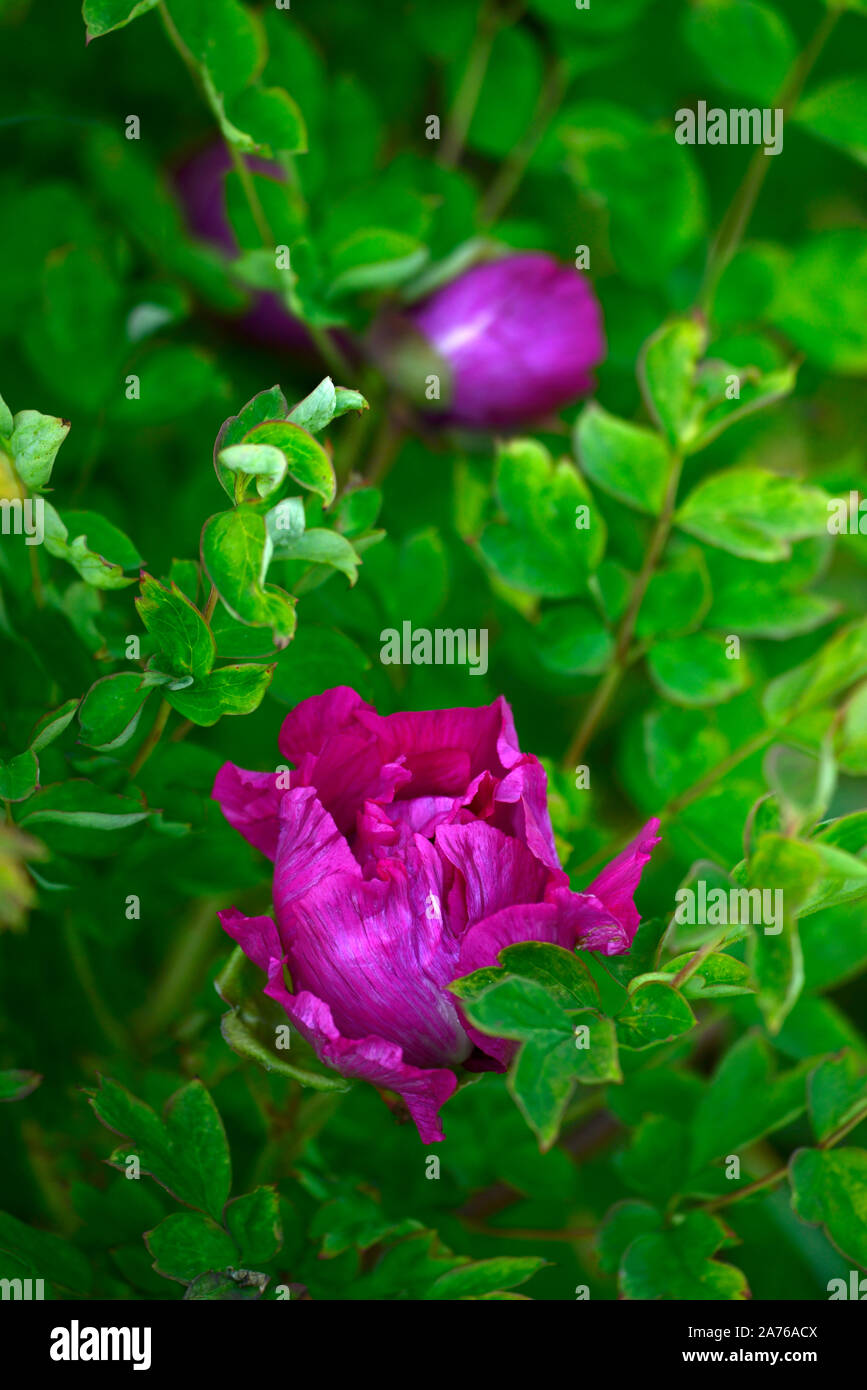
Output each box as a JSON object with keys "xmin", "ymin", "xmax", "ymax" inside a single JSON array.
[{"xmin": 372, "ymin": 253, "xmax": 605, "ymax": 429}]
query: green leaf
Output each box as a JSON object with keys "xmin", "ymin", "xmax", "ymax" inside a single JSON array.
[
  {"xmin": 243, "ymin": 421, "xmax": 336, "ymax": 505},
  {"xmin": 137, "ymin": 573, "xmax": 215, "ymax": 680},
  {"xmin": 220, "ymin": 1009, "xmax": 352, "ymax": 1092},
  {"xmin": 534, "ymin": 603, "xmax": 614, "ymax": 675},
  {"xmin": 43, "ymin": 504, "xmax": 141, "ymax": 590},
  {"xmin": 225, "ymin": 85, "xmax": 307, "ymax": 156},
  {"xmin": 0, "ymin": 1069, "xmax": 41, "ymax": 1102},
  {"xmin": 163, "ymin": 1081, "xmax": 232, "ymax": 1222},
  {"xmin": 309, "ymin": 1191, "xmax": 421, "ymax": 1257},
  {"xmin": 688, "ymin": 357, "xmax": 798, "ymax": 451},
  {"xmin": 217, "ymin": 444, "xmax": 288, "ymax": 501},
  {"xmin": 638, "ymin": 317, "xmax": 706, "ymax": 446},
  {"xmin": 214, "ymin": 386, "xmax": 289, "ymax": 498},
  {"xmin": 789, "ymin": 1148, "xmax": 867, "ymax": 1269},
  {"xmin": 584, "ymin": 133, "xmax": 705, "ymax": 286},
  {"xmin": 82, "ymin": 0, "xmax": 159, "ymax": 40},
  {"xmin": 618, "ymin": 1116, "xmax": 691, "ymax": 1202},
  {"xmin": 272, "ymin": 528, "xmax": 361, "ymax": 586},
  {"xmin": 570, "ymin": 1010, "xmax": 621, "ymax": 1085},
  {"xmin": 78, "ymin": 673, "xmax": 150, "ymax": 750},
  {"xmin": 145, "ymin": 1212, "xmax": 237, "ymax": 1284},
  {"xmin": 224, "ymin": 1188, "xmax": 282, "ymax": 1266},
  {"xmin": 635, "ymin": 548, "xmax": 712, "ymax": 639},
  {"xmin": 770, "ymin": 229, "xmax": 867, "ymax": 374},
  {"xmin": 9, "ymin": 410, "xmax": 70, "ymax": 489},
  {"xmin": 620, "ymin": 1211, "xmax": 749, "ymax": 1300},
  {"xmin": 0, "ymin": 1211, "xmax": 91, "ymax": 1293},
  {"xmin": 660, "ymin": 952, "xmax": 754, "ymax": 998},
  {"xmin": 169, "ymin": 0, "xmax": 263, "ymax": 106},
  {"xmin": 184, "ymin": 1269, "xmax": 268, "ymax": 1299},
  {"xmin": 676, "ymin": 468, "xmax": 830, "ymax": 561},
  {"xmin": 598, "ymin": 1200, "xmax": 662, "ymax": 1274},
  {"xmin": 286, "ymin": 379, "xmax": 369, "ymax": 436},
  {"xmin": 617, "ymin": 980, "xmax": 696, "ymax": 1049},
  {"xmin": 327, "ymin": 229, "xmax": 428, "ymax": 297},
  {"xmin": 201, "ymin": 507, "xmax": 297, "ymax": 648},
  {"xmin": 89, "ymin": 1077, "xmax": 230, "ymax": 1219},
  {"xmin": 0, "ymin": 750, "xmax": 38, "ymax": 803},
  {"xmin": 428, "ymin": 1256, "xmax": 547, "ymax": 1299},
  {"xmin": 648, "ymin": 633, "xmax": 749, "ymax": 707},
  {"xmin": 165, "ymin": 663, "xmax": 274, "ymax": 726},
  {"xmin": 461, "ymin": 976, "xmax": 570, "ymax": 1038},
  {"xmin": 479, "ymin": 439, "xmax": 605, "ymax": 598},
  {"xmin": 682, "ymin": 0, "xmax": 796, "ymax": 102},
  {"xmin": 795, "ymin": 76, "xmax": 867, "ymax": 167},
  {"xmin": 691, "ymin": 1032, "xmax": 810, "ymax": 1169},
  {"xmin": 808, "ymin": 1051, "xmax": 867, "ymax": 1144},
  {"xmin": 764, "ymin": 620, "xmax": 867, "ymax": 722},
  {"xmin": 508, "ymin": 1033, "xmax": 584, "ymax": 1151},
  {"xmin": 286, "ymin": 378, "xmax": 338, "ymax": 433},
  {"xmin": 574, "ymin": 402, "xmax": 670, "ymax": 515},
  {"xmin": 17, "ymin": 782, "xmax": 149, "ymax": 857},
  {"xmin": 797, "ymin": 839, "xmax": 867, "ymax": 918},
  {"xmin": 496, "ymin": 942, "xmax": 601, "ymax": 1010},
  {"xmin": 29, "ymin": 699, "xmax": 79, "ymax": 752}
]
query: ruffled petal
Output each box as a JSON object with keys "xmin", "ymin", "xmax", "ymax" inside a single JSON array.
[
  {"xmin": 277, "ymin": 688, "xmax": 410, "ymax": 835},
  {"xmin": 435, "ymin": 820, "xmax": 557, "ymax": 927},
  {"xmin": 273, "ymin": 786, "xmax": 360, "ymax": 911},
  {"xmin": 212, "ymin": 763, "xmax": 283, "ymax": 860},
  {"xmin": 490, "ymin": 758, "xmax": 560, "ymax": 872},
  {"xmin": 277, "ymin": 685, "xmax": 375, "ymax": 760},
  {"xmin": 274, "ymin": 815, "xmax": 470, "ymax": 1070},
  {"xmin": 219, "ymin": 907, "xmax": 282, "ymax": 974},
  {"xmin": 368, "ymin": 696, "xmax": 521, "ymax": 787},
  {"xmin": 587, "ymin": 818, "xmax": 661, "ymax": 946},
  {"xmin": 265, "ymin": 976, "xmax": 457, "ymax": 1143}
]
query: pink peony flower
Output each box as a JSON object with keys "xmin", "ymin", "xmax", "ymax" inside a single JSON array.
[{"xmin": 213, "ymin": 688, "xmax": 659, "ymax": 1142}]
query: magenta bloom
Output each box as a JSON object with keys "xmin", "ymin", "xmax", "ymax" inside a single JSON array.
[
  {"xmin": 377, "ymin": 253, "xmax": 605, "ymax": 429},
  {"xmin": 173, "ymin": 142, "xmax": 312, "ymax": 352},
  {"xmin": 213, "ymin": 688, "xmax": 658, "ymax": 1142}
]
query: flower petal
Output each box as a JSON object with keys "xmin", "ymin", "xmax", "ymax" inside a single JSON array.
[
  {"xmin": 265, "ymin": 976, "xmax": 457, "ymax": 1143},
  {"xmin": 273, "ymin": 786, "xmax": 360, "ymax": 908},
  {"xmin": 274, "ymin": 814, "xmax": 470, "ymax": 1070},
  {"xmin": 212, "ymin": 762, "xmax": 283, "ymax": 860},
  {"xmin": 219, "ymin": 906, "xmax": 282, "ymax": 974},
  {"xmin": 435, "ymin": 820, "xmax": 557, "ymax": 926},
  {"xmin": 587, "ymin": 818, "xmax": 661, "ymax": 946}
]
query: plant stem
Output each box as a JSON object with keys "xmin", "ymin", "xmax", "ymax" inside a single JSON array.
[
  {"xmin": 698, "ymin": 7, "xmax": 840, "ymax": 312},
  {"xmin": 480, "ymin": 56, "xmax": 566, "ymax": 227},
  {"xmin": 698, "ymin": 1102, "xmax": 867, "ymax": 1215},
  {"xmin": 440, "ymin": 0, "xmax": 501, "ymax": 167},
  {"xmin": 563, "ymin": 452, "xmax": 683, "ymax": 769},
  {"xmin": 128, "ymin": 698, "xmax": 172, "ymax": 780}
]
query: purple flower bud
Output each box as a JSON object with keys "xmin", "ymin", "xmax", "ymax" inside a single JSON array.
[
  {"xmin": 214, "ymin": 687, "xmax": 658, "ymax": 1142},
  {"xmin": 374, "ymin": 253, "xmax": 605, "ymax": 429},
  {"xmin": 172, "ymin": 142, "xmax": 313, "ymax": 352}
]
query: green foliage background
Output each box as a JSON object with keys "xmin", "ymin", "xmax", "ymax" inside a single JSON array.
[{"xmin": 0, "ymin": 0, "xmax": 865, "ymax": 1301}]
